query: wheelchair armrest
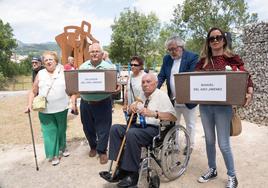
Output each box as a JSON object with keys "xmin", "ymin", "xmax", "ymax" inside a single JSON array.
[{"xmin": 152, "ymin": 121, "xmax": 175, "ymax": 148}]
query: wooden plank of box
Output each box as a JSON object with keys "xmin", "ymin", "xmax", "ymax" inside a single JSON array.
[
  {"xmin": 64, "ymin": 69, "xmax": 117, "ymax": 95},
  {"xmin": 174, "ymin": 71, "xmax": 249, "ymax": 105}
]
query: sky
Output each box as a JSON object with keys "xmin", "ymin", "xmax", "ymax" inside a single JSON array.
[{"xmin": 0, "ymin": 0, "xmax": 267, "ymax": 45}]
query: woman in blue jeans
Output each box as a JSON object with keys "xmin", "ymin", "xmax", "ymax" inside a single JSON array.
[{"xmin": 195, "ymin": 27, "xmax": 253, "ymax": 188}]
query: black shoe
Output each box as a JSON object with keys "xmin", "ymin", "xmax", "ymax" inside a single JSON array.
[
  {"xmin": 99, "ymin": 169, "xmax": 126, "ymax": 183},
  {"xmin": 226, "ymin": 176, "xmax": 238, "ymax": 188},
  {"xmin": 198, "ymin": 168, "xmax": 217, "ymax": 183},
  {"xmin": 117, "ymin": 172, "xmax": 138, "ymax": 188}
]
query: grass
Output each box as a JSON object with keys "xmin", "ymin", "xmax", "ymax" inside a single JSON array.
[{"xmin": 5, "ymin": 75, "xmax": 32, "ymax": 91}]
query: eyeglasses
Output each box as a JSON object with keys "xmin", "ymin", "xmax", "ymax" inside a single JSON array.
[
  {"xmin": 32, "ymin": 61, "xmax": 39, "ymax": 64},
  {"xmin": 130, "ymin": 64, "xmax": 140, "ymax": 67},
  {"xmin": 90, "ymin": 50, "xmax": 101, "ymax": 54},
  {"xmin": 208, "ymin": 35, "xmax": 224, "ymax": 43},
  {"xmin": 44, "ymin": 58, "xmax": 54, "ymax": 63},
  {"xmin": 167, "ymin": 46, "xmax": 181, "ymax": 53}
]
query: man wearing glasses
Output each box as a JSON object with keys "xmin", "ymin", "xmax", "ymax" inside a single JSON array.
[
  {"xmin": 31, "ymin": 56, "xmax": 43, "ymax": 82},
  {"xmin": 157, "ymin": 35, "xmax": 198, "ymax": 154}
]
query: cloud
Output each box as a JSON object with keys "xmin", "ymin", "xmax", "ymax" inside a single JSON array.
[
  {"xmin": 0, "ymin": 0, "xmax": 267, "ymax": 45},
  {"xmin": 0, "ymin": 0, "xmax": 114, "ymax": 44},
  {"xmin": 133, "ymin": 0, "xmax": 183, "ymax": 23},
  {"xmin": 246, "ymin": 0, "xmax": 268, "ymax": 21}
]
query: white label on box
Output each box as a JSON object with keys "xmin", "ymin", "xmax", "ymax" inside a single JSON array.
[
  {"xmin": 78, "ymin": 72, "xmax": 105, "ymax": 92},
  {"xmin": 190, "ymin": 75, "xmax": 226, "ymax": 101}
]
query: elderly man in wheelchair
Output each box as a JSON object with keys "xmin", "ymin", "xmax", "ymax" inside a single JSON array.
[{"xmin": 100, "ymin": 73, "xmax": 191, "ymax": 187}]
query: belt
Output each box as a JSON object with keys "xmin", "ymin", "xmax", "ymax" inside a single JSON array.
[{"xmin": 82, "ymin": 97, "xmax": 110, "ymax": 105}]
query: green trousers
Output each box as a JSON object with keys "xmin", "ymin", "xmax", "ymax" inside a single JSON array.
[{"xmin": 39, "ymin": 109, "xmax": 68, "ymax": 159}]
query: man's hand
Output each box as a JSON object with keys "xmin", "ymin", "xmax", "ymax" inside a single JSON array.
[
  {"xmin": 139, "ymin": 108, "xmax": 156, "ymax": 118},
  {"xmin": 114, "ymin": 84, "xmax": 121, "ymax": 94}
]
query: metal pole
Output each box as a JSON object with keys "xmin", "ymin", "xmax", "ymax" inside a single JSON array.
[{"xmin": 27, "ymin": 111, "xmax": 39, "ymax": 171}]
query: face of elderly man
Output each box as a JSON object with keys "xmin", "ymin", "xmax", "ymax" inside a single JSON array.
[
  {"xmin": 142, "ymin": 74, "xmax": 158, "ymax": 97},
  {"xmin": 89, "ymin": 43, "xmax": 103, "ymax": 65},
  {"xmin": 167, "ymin": 41, "xmax": 183, "ymax": 60}
]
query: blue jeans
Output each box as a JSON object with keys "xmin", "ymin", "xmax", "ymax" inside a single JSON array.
[{"xmin": 199, "ymin": 104, "xmax": 235, "ymax": 176}]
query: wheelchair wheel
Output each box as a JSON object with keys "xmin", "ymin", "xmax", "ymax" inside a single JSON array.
[{"xmin": 160, "ymin": 124, "xmax": 191, "ymax": 180}]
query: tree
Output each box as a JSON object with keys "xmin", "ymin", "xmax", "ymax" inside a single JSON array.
[
  {"xmin": 0, "ymin": 19, "xmax": 17, "ymax": 78},
  {"xmin": 109, "ymin": 8, "xmax": 161, "ymax": 68},
  {"xmin": 171, "ymin": 0, "xmax": 258, "ymax": 53},
  {"xmin": 18, "ymin": 56, "xmax": 32, "ymax": 75}
]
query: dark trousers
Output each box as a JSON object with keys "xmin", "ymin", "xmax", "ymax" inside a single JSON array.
[
  {"xmin": 80, "ymin": 97, "xmax": 112, "ymax": 154},
  {"xmin": 109, "ymin": 124, "xmax": 159, "ymax": 172}
]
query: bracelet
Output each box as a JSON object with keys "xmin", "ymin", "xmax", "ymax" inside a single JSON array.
[{"xmin": 155, "ymin": 111, "xmax": 159, "ymax": 119}]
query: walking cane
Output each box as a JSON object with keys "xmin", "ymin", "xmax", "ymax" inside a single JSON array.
[
  {"xmin": 27, "ymin": 110, "xmax": 39, "ymax": 171},
  {"xmin": 111, "ymin": 112, "xmax": 135, "ymax": 178}
]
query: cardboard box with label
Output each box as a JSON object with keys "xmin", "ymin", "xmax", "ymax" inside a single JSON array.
[
  {"xmin": 64, "ymin": 69, "xmax": 117, "ymax": 95},
  {"xmin": 174, "ymin": 71, "xmax": 249, "ymax": 105}
]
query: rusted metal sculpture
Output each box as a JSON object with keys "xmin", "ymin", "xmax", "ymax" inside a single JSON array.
[{"xmin": 55, "ymin": 20, "xmax": 99, "ymax": 68}]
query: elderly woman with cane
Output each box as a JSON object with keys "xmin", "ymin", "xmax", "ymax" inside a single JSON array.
[{"xmin": 25, "ymin": 51, "xmax": 77, "ymax": 166}]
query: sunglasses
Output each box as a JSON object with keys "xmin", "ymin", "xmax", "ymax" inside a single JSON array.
[
  {"xmin": 130, "ymin": 64, "xmax": 140, "ymax": 67},
  {"xmin": 208, "ymin": 35, "xmax": 224, "ymax": 43}
]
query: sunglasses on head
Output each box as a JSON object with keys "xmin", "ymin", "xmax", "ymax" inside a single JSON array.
[
  {"xmin": 130, "ymin": 63, "xmax": 140, "ymax": 67},
  {"xmin": 208, "ymin": 35, "xmax": 224, "ymax": 43}
]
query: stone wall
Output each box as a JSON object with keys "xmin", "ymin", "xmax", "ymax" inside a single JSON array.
[{"xmin": 240, "ymin": 22, "xmax": 268, "ymax": 126}]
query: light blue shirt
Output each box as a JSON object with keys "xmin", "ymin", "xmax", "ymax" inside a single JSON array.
[{"xmin": 79, "ymin": 60, "xmax": 116, "ymax": 101}]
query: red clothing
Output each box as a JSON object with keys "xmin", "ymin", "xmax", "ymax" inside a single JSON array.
[
  {"xmin": 64, "ymin": 63, "xmax": 75, "ymax": 71},
  {"xmin": 195, "ymin": 55, "xmax": 253, "ymax": 88}
]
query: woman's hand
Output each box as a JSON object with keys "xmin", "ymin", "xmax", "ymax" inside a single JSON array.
[
  {"xmin": 24, "ymin": 105, "xmax": 32, "ymax": 113},
  {"xmin": 244, "ymin": 87, "xmax": 253, "ymax": 107},
  {"xmin": 122, "ymin": 103, "xmax": 128, "ymax": 112},
  {"xmin": 244, "ymin": 93, "xmax": 253, "ymax": 107},
  {"xmin": 70, "ymin": 95, "xmax": 78, "ymax": 115}
]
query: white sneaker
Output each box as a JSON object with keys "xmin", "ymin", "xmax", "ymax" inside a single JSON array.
[
  {"xmin": 62, "ymin": 151, "xmax": 70, "ymax": 157},
  {"xmin": 51, "ymin": 157, "xmax": 60, "ymax": 166}
]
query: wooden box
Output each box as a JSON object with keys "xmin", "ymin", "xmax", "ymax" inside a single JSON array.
[
  {"xmin": 64, "ymin": 69, "xmax": 117, "ymax": 95},
  {"xmin": 174, "ymin": 71, "xmax": 249, "ymax": 105}
]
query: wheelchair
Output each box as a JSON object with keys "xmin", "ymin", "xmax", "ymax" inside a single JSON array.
[{"xmin": 137, "ymin": 121, "xmax": 191, "ymax": 188}]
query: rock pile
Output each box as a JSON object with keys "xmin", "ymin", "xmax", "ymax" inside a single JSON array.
[{"xmin": 240, "ymin": 22, "xmax": 268, "ymax": 126}]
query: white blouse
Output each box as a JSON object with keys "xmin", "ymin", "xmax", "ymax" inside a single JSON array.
[
  {"xmin": 38, "ymin": 64, "xmax": 69, "ymax": 113},
  {"xmin": 127, "ymin": 71, "xmax": 146, "ymax": 105}
]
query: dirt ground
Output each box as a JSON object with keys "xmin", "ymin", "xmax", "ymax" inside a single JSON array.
[{"xmin": 0, "ymin": 94, "xmax": 268, "ymax": 188}]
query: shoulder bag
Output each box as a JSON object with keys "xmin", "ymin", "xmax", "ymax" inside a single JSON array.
[
  {"xmin": 32, "ymin": 68, "xmax": 60, "ymax": 111},
  {"xmin": 230, "ymin": 107, "xmax": 242, "ymax": 136}
]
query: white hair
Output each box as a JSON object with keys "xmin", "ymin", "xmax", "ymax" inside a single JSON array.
[{"xmin": 165, "ymin": 35, "xmax": 185, "ymax": 48}]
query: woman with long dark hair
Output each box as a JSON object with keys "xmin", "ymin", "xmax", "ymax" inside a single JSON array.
[{"xmin": 195, "ymin": 27, "xmax": 253, "ymax": 188}]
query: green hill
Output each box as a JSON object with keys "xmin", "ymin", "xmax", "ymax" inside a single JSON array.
[{"xmin": 14, "ymin": 40, "xmax": 61, "ymax": 56}]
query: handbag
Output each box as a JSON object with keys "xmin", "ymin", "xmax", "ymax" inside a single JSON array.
[
  {"xmin": 32, "ymin": 69, "xmax": 59, "ymax": 111},
  {"xmin": 230, "ymin": 108, "xmax": 242, "ymax": 136},
  {"xmin": 32, "ymin": 96, "xmax": 47, "ymax": 111}
]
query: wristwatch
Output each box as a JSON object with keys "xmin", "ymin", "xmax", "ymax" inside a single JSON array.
[{"xmin": 155, "ymin": 110, "xmax": 159, "ymax": 119}]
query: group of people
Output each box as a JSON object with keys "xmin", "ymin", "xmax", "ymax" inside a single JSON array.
[{"xmin": 25, "ymin": 27, "xmax": 253, "ymax": 188}]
